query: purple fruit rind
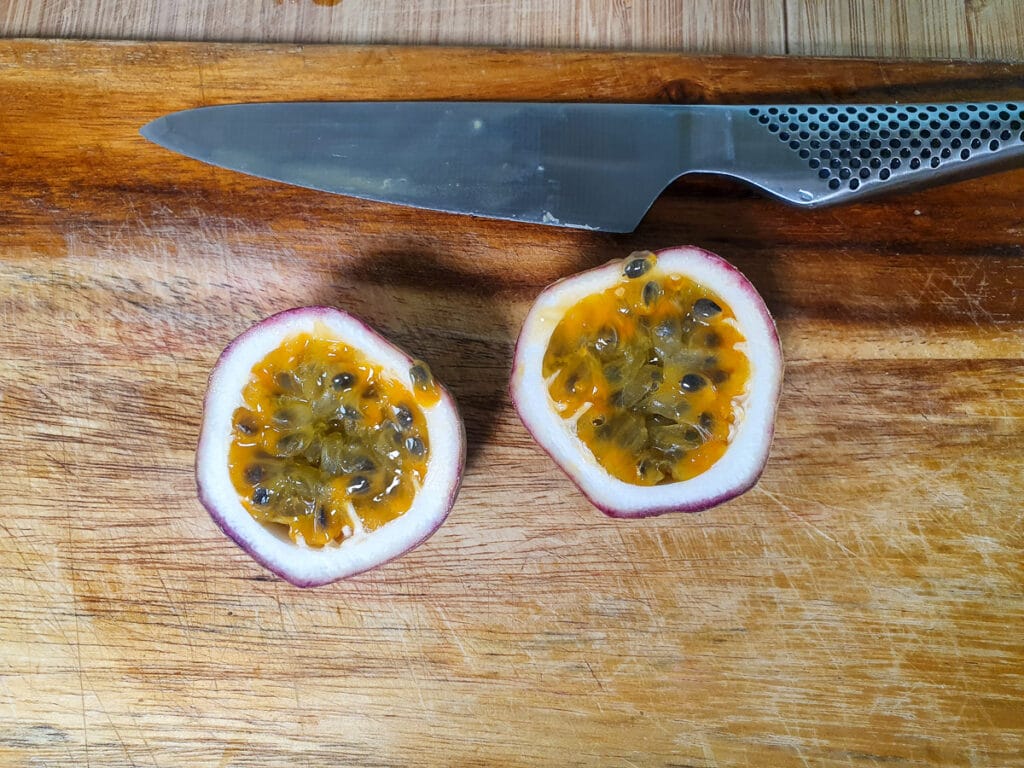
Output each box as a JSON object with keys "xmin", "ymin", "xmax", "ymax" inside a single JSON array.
[
  {"xmin": 196, "ymin": 306, "xmax": 465, "ymax": 587},
  {"xmin": 511, "ymin": 246, "xmax": 784, "ymax": 519}
]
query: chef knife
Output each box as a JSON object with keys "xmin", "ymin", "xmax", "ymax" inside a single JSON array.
[{"xmin": 141, "ymin": 101, "xmax": 1024, "ymax": 232}]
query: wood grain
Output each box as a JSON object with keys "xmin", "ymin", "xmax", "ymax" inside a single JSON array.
[
  {"xmin": 2, "ymin": 0, "xmax": 1024, "ymax": 61},
  {"xmin": 2, "ymin": 39, "xmax": 1024, "ymax": 767}
]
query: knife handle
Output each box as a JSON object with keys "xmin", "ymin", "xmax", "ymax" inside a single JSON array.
[{"xmin": 705, "ymin": 102, "xmax": 1024, "ymax": 207}]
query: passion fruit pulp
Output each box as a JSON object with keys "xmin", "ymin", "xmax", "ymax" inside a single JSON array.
[
  {"xmin": 197, "ymin": 307, "xmax": 465, "ymax": 586},
  {"xmin": 511, "ymin": 247, "xmax": 783, "ymax": 518}
]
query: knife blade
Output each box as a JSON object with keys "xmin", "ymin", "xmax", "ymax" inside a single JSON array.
[{"xmin": 140, "ymin": 101, "xmax": 1024, "ymax": 232}]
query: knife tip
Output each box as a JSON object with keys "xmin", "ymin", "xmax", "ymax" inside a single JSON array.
[{"xmin": 138, "ymin": 116, "xmax": 165, "ymax": 144}]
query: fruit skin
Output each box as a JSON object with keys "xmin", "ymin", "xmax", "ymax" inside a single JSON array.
[
  {"xmin": 196, "ymin": 307, "xmax": 465, "ymax": 587},
  {"xmin": 510, "ymin": 246, "xmax": 783, "ymax": 518}
]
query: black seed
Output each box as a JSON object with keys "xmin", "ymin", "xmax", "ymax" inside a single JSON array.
[
  {"xmin": 252, "ymin": 487, "xmax": 271, "ymax": 505},
  {"xmin": 699, "ymin": 412, "xmax": 714, "ymax": 431},
  {"xmin": 642, "ymin": 281, "xmax": 662, "ymax": 306},
  {"xmin": 409, "ymin": 361, "xmax": 433, "ymax": 389},
  {"xmin": 347, "ymin": 456, "xmax": 376, "ymax": 474},
  {"xmin": 624, "ymin": 255, "xmax": 653, "ymax": 278},
  {"xmin": 332, "ymin": 372, "xmax": 355, "ymax": 390},
  {"xmin": 710, "ymin": 369, "xmax": 729, "ymax": 384},
  {"xmin": 693, "ymin": 298, "xmax": 722, "ymax": 319},
  {"xmin": 591, "ymin": 416, "xmax": 606, "ymax": 427},
  {"xmin": 646, "ymin": 413, "xmax": 675, "ymax": 427},
  {"xmin": 604, "ymin": 365, "xmax": 623, "ymax": 384},
  {"xmin": 347, "ymin": 476, "xmax": 371, "ymax": 495},
  {"xmin": 273, "ymin": 408, "xmax": 296, "ymax": 426},
  {"xmin": 234, "ymin": 411, "xmax": 257, "ymax": 435},
  {"xmin": 405, "ymin": 436, "xmax": 426, "ymax": 457},
  {"xmin": 654, "ymin": 320, "xmax": 676, "ymax": 340},
  {"xmin": 244, "ymin": 464, "xmax": 266, "ymax": 484},
  {"xmin": 680, "ymin": 373, "xmax": 706, "ymax": 393},
  {"xmin": 338, "ymin": 404, "xmax": 362, "ymax": 421},
  {"xmin": 362, "ymin": 386, "xmax": 378, "ymax": 400},
  {"xmin": 275, "ymin": 434, "xmax": 305, "ymax": 457},
  {"xmin": 315, "ymin": 506, "xmax": 329, "ymax": 531},
  {"xmin": 304, "ymin": 439, "xmax": 322, "ymax": 465},
  {"xmin": 564, "ymin": 374, "xmax": 579, "ymax": 393},
  {"xmin": 383, "ymin": 420, "xmax": 404, "ymax": 444},
  {"xmin": 394, "ymin": 406, "xmax": 414, "ymax": 430},
  {"xmin": 704, "ymin": 332, "xmax": 721, "ymax": 348},
  {"xmin": 683, "ymin": 427, "xmax": 702, "ymax": 444},
  {"xmin": 275, "ymin": 372, "xmax": 300, "ymax": 393},
  {"xmin": 593, "ymin": 325, "xmax": 618, "ymax": 354}
]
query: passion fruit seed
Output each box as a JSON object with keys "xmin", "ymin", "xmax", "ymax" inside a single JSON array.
[
  {"xmin": 233, "ymin": 408, "xmax": 257, "ymax": 435},
  {"xmin": 227, "ymin": 332, "xmax": 432, "ymax": 547},
  {"xmin": 680, "ymin": 373, "xmax": 706, "ymax": 392},
  {"xmin": 642, "ymin": 280, "xmax": 662, "ymax": 306},
  {"xmin": 394, "ymin": 405, "xmax": 415, "ymax": 430},
  {"xmin": 332, "ymin": 372, "xmax": 355, "ymax": 390},
  {"xmin": 273, "ymin": 407, "xmax": 299, "ymax": 426},
  {"xmin": 347, "ymin": 476, "xmax": 371, "ymax": 495},
  {"xmin": 542, "ymin": 263, "xmax": 751, "ymax": 486},
  {"xmin": 693, "ymin": 298, "xmax": 723, "ymax": 319},
  {"xmin": 409, "ymin": 360, "xmax": 442, "ymax": 407},
  {"xmin": 275, "ymin": 371, "xmax": 301, "ymax": 394},
  {"xmin": 624, "ymin": 251, "xmax": 655, "ymax": 279},
  {"xmin": 593, "ymin": 326, "xmax": 619, "ymax": 357}
]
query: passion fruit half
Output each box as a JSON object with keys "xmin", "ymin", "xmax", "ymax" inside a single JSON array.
[
  {"xmin": 197, "ymin": 307, "xmax": 465, "ymax": 586},
  {"xmin": 511, "ymin": 247, "xmax": 782, "ymax": 518}
]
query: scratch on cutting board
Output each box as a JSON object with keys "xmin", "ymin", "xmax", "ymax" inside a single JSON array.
[
  {"xmin": 433, "ymin": 605, "xmax": 470, "ymax": 661},
  {"xmin": 776, "ymin": 720, "xmax": 812, "ymax": 768},
  {"xmin": 755, "ymin": 486, "xmax": 859, "ymax": 559},
  {"xmin": 940, "ymin": 263, "xmax": 996, "ymax": 327},
  {"xmin": 583, "ymin": 660, "xmax": 606, "ymax": 712},
  {"xmin": 130, "ymin": 719, "xmax": 162, "ymax": 768},
  {"xmin": 614, "ymin": 527, "xmax": 643, "ymax": 578},
  {"xmin": 156, "ymin": 568, "xmax": 198, "ymax": 661},
  {"xmin": 701, "ymin": 742, "xmax": 719, "ymax": 767},
  {"xmin": 0, "ymin": 520, "xmax": 36, "ymax": 576},
  {"xmin": 775, "ymin": 567, "xmax": 842, "ymax": 671},
  {"xmin": 57, "ymin": 346, "xmax": 91, "ymax": 768},
  {"xmin": 0, "ymin": 679, "xmax": 19, "ymax": 722},
  {"xmin": 85, "ymin": 687, "xmax": 139, "ymax": 768},
  {"xmin": 403, "ymin": 654, "xmax": 428, "ymax": 710}
]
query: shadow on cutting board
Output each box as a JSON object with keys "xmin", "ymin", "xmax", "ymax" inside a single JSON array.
[
  {"xmin": 315, "ymin": 245, "xmax": 527, "ymax": 470},
  {"xmin": 308, "ymin": 195, "xmax": 785, "ymax": 471}
]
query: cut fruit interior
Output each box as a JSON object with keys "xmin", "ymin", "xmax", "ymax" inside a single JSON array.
[
  {"xmin": 197, "ymin": 307, "xmax": 465, "ymax": 586},
  {"xmin": 511, "ymin": 247, "xmax": 783, "ymax": 518}
]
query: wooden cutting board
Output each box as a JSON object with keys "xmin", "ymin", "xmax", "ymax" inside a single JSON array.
[{"xmin": 1, "ymin": 39, "xmax": 1022, "ymax": 767}]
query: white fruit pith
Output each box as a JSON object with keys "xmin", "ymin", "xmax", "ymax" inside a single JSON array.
[
  {"xmin": 511, "ymin": 247, "xmax": 783, "ymax": 518},
  {"xmin": 196, "ymin": 307, "xmax": 465, "ymax": 586}
]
